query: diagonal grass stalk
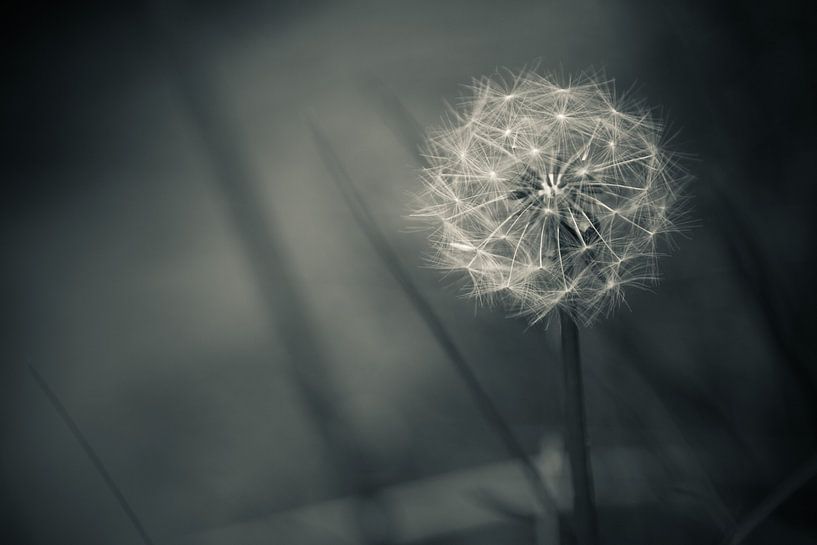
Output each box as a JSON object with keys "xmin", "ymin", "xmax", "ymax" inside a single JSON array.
[
  {"xmin": 598, "ymin": 321, "xmax": 735, "ymax": 532},
  {"xmin": 308, "ymin": 122, "xmax": 557, "ymax": 518},
  {"xmin": 27, "ymin": 364, "xmax": 156, "ymax": 545},
  {"xmin": 720, "ymin": 453, "xmax": 817, "ymax": 545},
  {"xmin": 148, "ymin": 5, "xmax": 393, "ymax": 541},
  {"xmin": 658, "ymin": 0, "xmax": 817, "ymax": 419}
]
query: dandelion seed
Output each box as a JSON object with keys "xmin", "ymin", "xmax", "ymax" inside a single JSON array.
[{"xmin": 416, "ymin": 70, "xmax": 689, "ymax": 325}]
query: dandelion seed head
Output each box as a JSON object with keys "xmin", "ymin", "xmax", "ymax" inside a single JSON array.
[{"xmin": 416, "ymin": 70, "xmax": 689, "ymax": 325}]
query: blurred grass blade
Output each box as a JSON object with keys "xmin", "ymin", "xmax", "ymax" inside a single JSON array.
[
  {"xmin": 308, "ymin": 122, "xmax": 556, "ymax": 515},
  {"xmin": 658, "ymin": 0, "xmax": 816, "ymax": 414},
  {"xmin": 706, "ymin": 183, "xmax": 815, "ymax": 400},
  {"xmin": 148, "ymin": 6, "xmax": 392, "ymax": 541},
  {"xmin": 469, "ymin": 487, "xmax": 536, "ymax": 523},
  {"xmin": 151, "ymin": 0, "xmax": 345, "ymax": 460},
  {"xmin": 721, "ymin": 453, "xmax": 817, "ymax": 545},
  {"xmin": 363, "ymin": 78, "xmax": 425, "ymax": 158},
  {"xmin": 27, "ymin": 364, "xmax": 156, "ymax": 545},
  {"xmin": 594, "ymin": 323, "xmax": 735, "ymax": 531}
]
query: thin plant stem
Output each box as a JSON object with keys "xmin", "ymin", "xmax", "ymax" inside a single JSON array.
[
  {"xmin": 27, "ymin": 364, "xmax": 155, "ymax": 545},
  {"xmin": 720, "ymin": 453, "xmax": 817, "ymax": 545},
  {"xmin": 658, "ymin": 0, "xmax": 817, "ymax": 418},
  {"xmin": 308, "ymin": 122, "xmax": 557, "ymax": 516},
  {"xmin": 559, "ymin": 309, "xmax": 599, "ymax": 545},
  {"xmin": 602, "ymin": 320, "xmax": 736, "ymax": 530}
]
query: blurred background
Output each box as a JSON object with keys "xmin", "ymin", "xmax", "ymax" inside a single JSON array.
[{"xmin": 2, "ymin": 0, "xmax": 815, "ymax": 543}]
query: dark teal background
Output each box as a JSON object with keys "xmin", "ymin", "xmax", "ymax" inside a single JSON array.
[{"xmin": 2, "ymin": 1, "xmax": 815, "ymax": 543}]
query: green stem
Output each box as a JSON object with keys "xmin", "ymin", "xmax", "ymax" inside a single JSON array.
[{"xmin": 560, "ymin": 309, "xmax": 599, "ymax": 545}]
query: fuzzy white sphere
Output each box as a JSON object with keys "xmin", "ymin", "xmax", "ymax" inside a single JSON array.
[{"xmin": 416, "ymin": 71, "xmax": 688, "ymax": 325}]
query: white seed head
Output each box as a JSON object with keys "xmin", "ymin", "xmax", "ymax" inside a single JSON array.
[{"xmin": 415, "ymin": 71, "xmax": 689, "ymax": 325}]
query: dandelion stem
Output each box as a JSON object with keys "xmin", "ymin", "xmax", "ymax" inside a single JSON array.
[{"xmin": 559, "ymin": 309, "xmax": 599, "ymax": 545}]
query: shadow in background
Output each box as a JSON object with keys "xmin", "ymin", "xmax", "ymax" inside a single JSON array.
[{"xmin": 2, "ymin": 1, "xmax": 815, "ymax": 544}]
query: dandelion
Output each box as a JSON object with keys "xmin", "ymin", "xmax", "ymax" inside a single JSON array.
[
  {"xmin": 415, "ymin": 70, "xmax": 690, "ymax": 545},
  {"xmin": 416, "ymin": 71, "xmax": 687, "ymax": 326}
]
